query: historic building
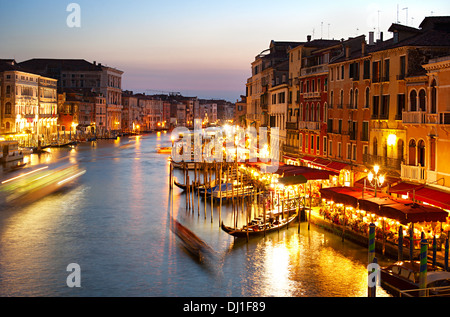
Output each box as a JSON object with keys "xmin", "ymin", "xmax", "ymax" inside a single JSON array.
[
  {"xmin": 246, "ymin": 41, "xmax": 302, "ymax": 130},
  {"xmin": 17, "ymin": 59, "xmax": 123, "ymax": 134},
  {"xmin": 0, "ymin": 59, "xmax": 58, "ymax": 145}
]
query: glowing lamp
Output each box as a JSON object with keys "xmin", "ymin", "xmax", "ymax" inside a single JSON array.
[{"xmin": 387, "ymin": 134, "xmax": 397, "ymax": 146}]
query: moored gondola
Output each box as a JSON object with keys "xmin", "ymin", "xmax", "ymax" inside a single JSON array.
[{"xmin": 221, "ymin": 211, "xmax": 297, "ymax": 238}]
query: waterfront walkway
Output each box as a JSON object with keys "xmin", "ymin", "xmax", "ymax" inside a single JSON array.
[{"xmin": 307, "ymin": 207, "xmax": 449, "ymax": 269}]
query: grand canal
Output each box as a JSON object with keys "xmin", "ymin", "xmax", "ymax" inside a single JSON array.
[{"xmin": 0, "ymin": 132, "xmax": 392, "ymax": 297}]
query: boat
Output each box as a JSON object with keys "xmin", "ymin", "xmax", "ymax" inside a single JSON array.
[
  {"xmin": 156, "ymin": 146, "xmax": 172, "ymax": 154},
  {"xmin": 208, "ymin": 182, "xmax": 254, "ymax": 200},
  {"xmin": 380, "ymin": 260, "xmax": 450, "ymax": 297},
  {"xmin": 221, "ymin": 210, "xmax": 298, "ymax": 238},
  {"xmin": 0, "ymin": 164, "xmax": 86, "ymax": 206},
  {"xmin": 169, "ymin": 159, "xmax": 197, "ymax": 170},
  {"xmin": 0, "ymin": 141, "xmax": 24, "ymax": 163},
  {"xmin": 170, "ymin": 217, "xmax": 216, "ymax": 262}
]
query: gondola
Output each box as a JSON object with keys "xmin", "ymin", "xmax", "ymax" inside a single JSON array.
[
  {"xmin": 221, "ymin": 211, "xmax": 298, "ymax": 238},
  {"xmin": 170, "ymin": 217, "xmax": 216, "ymax": 262},
  {"xmin": 169, "ymin": 159, "xmax": 196, "ymax": 170}
]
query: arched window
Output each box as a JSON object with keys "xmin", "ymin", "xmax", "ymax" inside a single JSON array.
[
  {"xmin": 418, "ymin": 140, "xmax": 425, "ymax": 167},
  {"xmin": 316, "ymin": 103, "xmax": 320, "ymax": 122},
  {"xmin": 306, "ymin": 103, "xmax": 309, "ymax": 122},
  {"xmin": 419, "ymin": 89, "xmax": 426, "ymax": 112},
  {"xmin": 408, "ymin": 139, "xmax": 416, "ymax": 166},
  {"xmin": 324, "ymin": 104, "xmax": 328, "ymax": 122},
  {"xmin": 300, "ymin": 103, "xmax": 304, "ymax": 121},
  {"xmin": 5, "ymin": 102, "xmax": 11, "ymax": 114},
  {"xmin": 397, "ymin": 139, "xmax": 404, "ymax": 163},
  {"xmin": 340, "ymin": 90, "xmax": 344, "ymax": 108},
  {"xmin": 365, "ymin": 87, "xmax": 370, "ymax": 108},
  {"xmin": 431, "ymin": 79, "xmax": 437, "ymax": 114},
  {"xmin": 410, "ymin": 90, "xmax": 417, "ymax": 111},
  {"xmin": 349, "ymin": 89, "xmax": 354, "ymax": 108},
  {"xmin": 354, "ymin": 89, "xmax": 359, "ymax": 109},
  {"xmin": 330, "ymin": 91, "xmax": 334, "ymax": 107}
]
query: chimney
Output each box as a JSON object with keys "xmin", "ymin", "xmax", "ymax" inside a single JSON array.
[
  {"xmin": 345, "ymin": 46, "xmax": 350, "ymax": 59},
  {"xmin": 369, "ymin": 32, "xmax": 374, "ymax": 45},
  {"xmin": 93, "ymin": 61, "xmax": 96, "ymax": 65},
  {"xmin": 307, "ymin": 35, "xmax": 311, "ymax": 42},
  {"xmin": 379, "ymin": 32, "xmax": 383, "ymax": 42},
  {"xmin": 362, "ymin": 40, "xmax": 366, "ymax": 56}
]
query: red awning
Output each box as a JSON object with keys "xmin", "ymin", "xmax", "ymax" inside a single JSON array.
[
  {"xmin": 412, "ymin": 187, "xmax": 450, "ymax": 210},
  {"xmin": 358, "ymin": 197, "xmax": 398, "ymax": 213},
  {"xmin": 320, "ymin": 187, "xmax": 379, "ymax": 208},
  {"xmin": 324, "ymin": 161, "xmax": 349, "ymax": 173},
  {"xmin": 390, "ymin": 182, "xmax": 450, "ymax": 210},
  {"xmin": 380, "ymin": 202, "xmax": 448, "ymax": 225},
  {"xmin": 312, "ymin": 157, "xmax": 331, "ymax": 167},
  {"xmin": 389, "ymin": 182, "xmax": 424, "ymax": 194},
  {"xmin": 300, "ymin": 155, "xmax": 316, "ymax": 162}
]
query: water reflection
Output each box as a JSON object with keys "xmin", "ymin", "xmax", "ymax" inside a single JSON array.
[{"xmin": 0, "ymin": 133, "xmax": 392, "ymax": 297}]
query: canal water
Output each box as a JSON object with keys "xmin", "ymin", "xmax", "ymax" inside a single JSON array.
[{"xmin": 0, "ymin": 132, "xmax": 392, "ymax": 297}]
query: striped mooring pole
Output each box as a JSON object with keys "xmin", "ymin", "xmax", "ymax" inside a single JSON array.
[
  {"xmin": 419, "ymin": 238, "xmax": 428, "ymax": 297},
  {"xmin": 432, "ymin": 235, "xmax": 437, "ymax": 267},
  {"xmin": 445, "ymin": 237, "xmax": 449, "ymax": 271},
  {"xmin": 368, "ymin": 223, "xmax": 376, "ymax": 297},
  {"xmin": 368, "ymin": 223, "xmax": 376, "ymax": 264}
]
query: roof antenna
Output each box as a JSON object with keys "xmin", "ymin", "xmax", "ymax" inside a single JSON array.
[{"xmin": 402, "ymin": 7, "xmax": 408, "ymax": 26}]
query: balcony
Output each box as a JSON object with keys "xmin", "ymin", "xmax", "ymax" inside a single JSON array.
[
  {"xmin": 306, "ymin": 121, "xmax": 321, "ymax": 130},
  {"xmin": 302, "ymin": 91, "xmax": 321, "ymax": 99},
  {"xmin": 363, "ymin": 154, "xmax": 402, "ymax": 171},
  {"xmin": 402, "ymin": 111, "xmax": 450, "ymax": 125},
  {"xmin": 401, "ymin": 164, "xmax": 426, "ymax": 183},
  {"xmin": 402, "ymin": 111, "xmax": 426, "ymax": 124},
  {"xmin": 300, "ymin": 64, "xmax": 328, "ymax": 77}
]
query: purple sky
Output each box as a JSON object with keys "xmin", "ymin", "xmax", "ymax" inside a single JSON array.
[{"xmin": 1, "ymin": 0, "xmax": 449, "ymax": 101}]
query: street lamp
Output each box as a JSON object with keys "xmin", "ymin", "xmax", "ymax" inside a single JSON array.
[{"xmin": 366, "ymin": 164, "xmax": 385, "ymax": 197}]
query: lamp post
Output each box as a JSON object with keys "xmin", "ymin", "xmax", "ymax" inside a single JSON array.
[{"xmin": 367, "ymin": 165, "xmax": 385, "ymax": 197}]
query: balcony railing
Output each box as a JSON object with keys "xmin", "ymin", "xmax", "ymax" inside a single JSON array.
[
  {"xmin": 401, "ymin": 164, "xmax": 426, "ymax": 183},
  {"xmin": 402, "ymin": 111, "xmax": 426, "ymax": 124},
  {"xmin": 302, "ymin": 91, "xmax": 321, "ymax": 99},
  {"xmin": 306, "ymin": 121, "xmax": 321, "ymax": 130},
  {"xmin": 300, "ymin": 65, "xmax": 328, "ymax": 77},
  {"xmin": 363, "ymin": 154, "xmax": 402, "ymax": 171},
  {"xmin": 403, "ymin": 111, "xmax": 450, "ymax": 125}
]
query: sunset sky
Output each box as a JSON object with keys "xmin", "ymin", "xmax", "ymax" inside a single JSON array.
[{"xmin": 1, "ymin": 0, "xmax": 449, "ymax": 101}]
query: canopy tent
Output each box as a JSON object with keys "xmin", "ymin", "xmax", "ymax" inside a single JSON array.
[
  {"xmin": 319, "ymin": 187, "xmax": 381, "ymax": 208},
  {"xmin": 320, "ymin": 186, "xmax": 449, "ymax": 224},
  {"xmin": 379, "ymin": 202, "xmax": 448, "ymax": 225},
  {"xmin": 300, "ymin": 155, "xmax": 349, "ymax": 173},
  {"xmin": 390, "ymin": 182, "xmax": 450, "ymax": 210},
  {"xmin": 277, "ymin": 175, "xmax": 308, "ymax": 186},
  {"xmin": 248, "ymin": 162, "xmax": 337, "ymax": 181}
]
